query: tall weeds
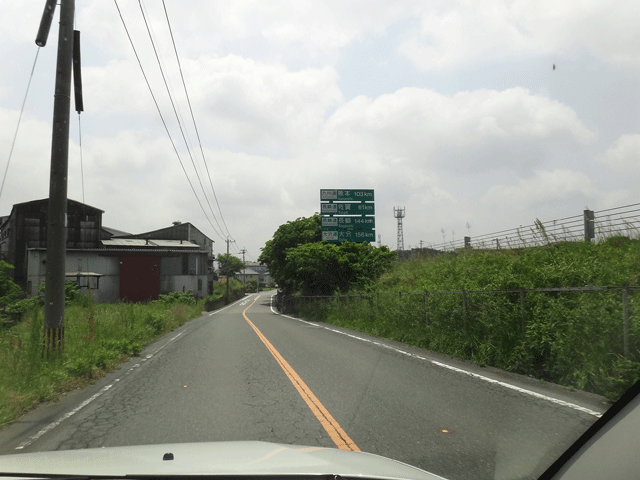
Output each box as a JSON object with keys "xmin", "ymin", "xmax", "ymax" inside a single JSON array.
[
  {"xmin": 0, "ymin": 296, "xmax": 203, "ymax": 427},
  {"xmin": 285, "ymin": 236, "xmax": 640, "ymax": 400}
]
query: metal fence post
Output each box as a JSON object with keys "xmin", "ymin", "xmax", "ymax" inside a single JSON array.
[
  {"xmin": 584, "ymin": 209, "xmax": 595, "ymax": 242},
  {"xmin": 623, "ymin": 285, "xmax": 629, "ymax": 358}
]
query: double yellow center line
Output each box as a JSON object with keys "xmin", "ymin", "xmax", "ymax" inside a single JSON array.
[{"xmin": 243, "ymin": 296, "xmax": 359, "ymax": 451}]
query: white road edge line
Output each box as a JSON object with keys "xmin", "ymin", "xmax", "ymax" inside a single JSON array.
[
  {"xmin": 15, "ymin": 331, "xmax": 185, "ymax": 450},
  {"xmin": 269, "ymin": 295, "xmax": 603, "ymax": 418},
  {"xmin": 208, "ymin": 295, "xmax": 251, "ymax": 316},
  {"xmin": 16, "ymin": 293, "xmax": 254, "ymax": 449}
]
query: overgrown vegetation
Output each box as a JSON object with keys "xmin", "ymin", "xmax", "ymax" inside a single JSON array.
[
  {"xmin": 203, "ymin": 277, "xmax": 246, "ymax": 311},
  {"xmin": 259, "ymin": 214, "xmax": 396, "ymax": 295},
  {"xmin": 282, "ymin": 236, "xmax": 640, "ymax": 400},
  {"xmin": 0, "ymin": 289, "xmax": 204, "ymax": 428}
]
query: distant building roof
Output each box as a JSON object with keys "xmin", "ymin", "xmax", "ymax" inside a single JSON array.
[
  {"xmin": 102, "ymin": 226, "xmax": 131, "ymax": 238},
  {"xmin": 241, "ymin": 268, "xmax": 261, "ymax": 276},
  {"xmin": 11, "ymin": 198, "xmax": 104, "ymax": 213},
  {"xmin": 101, "ymin": 239, "xmax": 200, "ymax": 248}
]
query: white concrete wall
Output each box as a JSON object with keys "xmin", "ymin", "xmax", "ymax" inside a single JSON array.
[
  {"xmin": 27, "ymin": 250, "xmax": 208, "ymax": 303},
  {"xmin": 26, "ymin": 250, "xmax": 121, "ymax": 303},
  {"xmin": 160, "ymin": 274, "xmax": 207, "ymax": 298}
]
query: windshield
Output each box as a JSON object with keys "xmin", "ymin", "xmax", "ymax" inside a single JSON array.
[{"xmin": 1, "ymin": 2, "xmax": 639, "ymax": 480}]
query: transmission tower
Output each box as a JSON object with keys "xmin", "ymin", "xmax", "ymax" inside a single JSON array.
[{"xmin": 393, "ymin": 207, "xmax": 405, "ymax": 251}]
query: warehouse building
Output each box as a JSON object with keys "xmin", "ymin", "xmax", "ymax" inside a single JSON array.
[{"xmin": 0, "ymin": 199, "xmax": 215, "ymax": 302}]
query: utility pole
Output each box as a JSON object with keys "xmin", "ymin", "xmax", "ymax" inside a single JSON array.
[
  {"xmin": 224, "ymin": 237, "xmax": 235, "ymax": 303},
  {"xmin": 39, "ymin": 0, "xmax": 75, "ymax": 355},
  {"xmin": 240, "ymin": 248, "xmax": 247, "ymax": 290}
]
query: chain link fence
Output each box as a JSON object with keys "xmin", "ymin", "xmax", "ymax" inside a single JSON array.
[{"xmin": 276, "ymin": 286, "xmax": 640, "ymax": 370}]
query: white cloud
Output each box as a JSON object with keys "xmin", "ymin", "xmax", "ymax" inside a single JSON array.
[
  {"xmin": 598, "ymin": 134, "xmax": 640, "ymax": 172},
  {"xmin": 0, "ymin": 109, "xmax": 53, "ymax": 211},
  {"xmin": 481, "ymin": 169, "xmax": 594, "ymax": 207},
  {"xmin": 320, "ymin": 86, "xmax": 595, "ymax": 175},
  {"xmin": 81, "ymin": 55, "xmax": 343, "ymax": 155},
  {"xmin": 2, "ymin": 0, "xmax": 637, "ymax": 257},
  {"xmin": 399, "ymin": 0, "xmax": 640, "ymax": 71}
]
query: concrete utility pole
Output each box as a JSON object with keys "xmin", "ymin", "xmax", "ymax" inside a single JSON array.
[
  {"xmin": 224, "ymin": 237, "xmax": 235, "ymax": 303},
  {"xmin": 240, "ymin": 248, "xmax": 247, "ymax": 288},
  {"xmin": 40, "ymin": 0, "xmax": 75, "ymax": 355}
]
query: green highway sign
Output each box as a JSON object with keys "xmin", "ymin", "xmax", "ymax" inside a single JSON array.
[
  {"xmin": 321, "ymin": 202, "xmax": 375, "ymax": 215},
  {"xmin": 321, "ymin": 189, "xmax": 374, "ymax": 201},
  {"xmin": 322, "ymin": 230, "xmax": 376, "ymax": 243},
  {"xmin": 322, "ymin": 216, "xmax": 375, "ymax": 228}
]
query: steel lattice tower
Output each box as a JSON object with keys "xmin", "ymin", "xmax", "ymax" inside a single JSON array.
[{"xmin": 394, "ymin": 207, "xmax": 405, "ymax": 251}]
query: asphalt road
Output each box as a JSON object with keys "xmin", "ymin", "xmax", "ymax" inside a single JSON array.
[{"xmin": 0, "ymin": 293, "xmax": 608, "ymax": 480}]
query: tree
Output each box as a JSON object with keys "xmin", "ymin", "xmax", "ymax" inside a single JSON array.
[
  {"xmin": 217, "ymin": 254, "xmax": 245, "ymax": 277},
  {"xmin": 285, "ymin": 241, "xmax": 395, "ymax": 295},
  {"xmin": 246, "ymin": 279, "xmax": 258, "ymax": 293},
  {"xmin": 259, "ymin": 214, "xmax": 395, "ymax": 295},
  {"xmin": 258, "ymin": 214, "xmax": 321, "ymax": 294}
]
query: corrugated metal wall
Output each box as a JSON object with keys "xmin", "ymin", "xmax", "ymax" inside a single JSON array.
[{"xmin": 120, "ymin": 255, "xmax": 160, "ymax": 302}]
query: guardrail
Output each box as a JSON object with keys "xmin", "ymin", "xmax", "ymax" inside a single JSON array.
[{"xmin": 422, "ymin": 202, "xmax": 640, "ymax": 252}]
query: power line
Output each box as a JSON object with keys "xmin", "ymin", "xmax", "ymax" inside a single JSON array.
[
  {"xmin": 136, "ymin": 0, "xmax": 225, "ymax": 240},
  {"xmin": 0, "ymin": 48, "xmax": 41, "ymax": 202},
  {"xmin": 160, "ymin": 0, "xmax": 234, "ymax": 241},
  {"xmin": 113, "ymin": 0, "xmax": 223, "ymax": 240}
]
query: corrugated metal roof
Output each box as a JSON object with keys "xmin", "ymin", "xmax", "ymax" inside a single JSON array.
[
  {"xmin": 102, "ymin": 239, "xmax": 149, "ymax": 247},
  {"xmin": 101, "ymin": 239, "xmax": 199, "ymax": 248},
  {"xmin": 65, "ymin": 271, "xmax": 103, "ymax": 277},
  {"xmin": 102, "ymin": 226, "xmax": 132, "ymax": 237},
  {"xmin": 151, "ymin": 239, "xmax": 199, "ymax": 248},
  {"xmin": 28, "ymin": 247, "xmax": 209, "ymax": 254}
]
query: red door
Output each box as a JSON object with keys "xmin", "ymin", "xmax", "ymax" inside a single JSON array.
[{"xmin": 120, "ymin": 255, "xmax": 160, "ymax": 302}]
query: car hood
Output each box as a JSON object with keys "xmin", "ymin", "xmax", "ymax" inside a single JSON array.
[{"xmin": 0, "ymin": 441, "xmax": 446, "ymax": 480}]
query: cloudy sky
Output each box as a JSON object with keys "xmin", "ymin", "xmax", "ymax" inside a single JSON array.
[{"xmin": 1, "ymin": 1, "xmax": 639, "ymax": 260}]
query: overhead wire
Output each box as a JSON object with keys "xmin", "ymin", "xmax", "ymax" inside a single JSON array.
[
  {"xmin": 0, "ymin": 48, "xmax": 41, "ymax": 203},
  {"xmin": 137, "ymin": 0, "xmax": 229, "ymax": 243},
  {"xmin": 160, "ymin": 0, "xmax": 235, "ymax": 242},
  {"xmin": 113, "ymin": 0, "xmax": 223, "ymax": 240}
]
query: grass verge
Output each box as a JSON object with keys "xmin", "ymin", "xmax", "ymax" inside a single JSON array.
[{"xmin": 0, "ymin": 295, "xmax": 203, "ymax": 429}]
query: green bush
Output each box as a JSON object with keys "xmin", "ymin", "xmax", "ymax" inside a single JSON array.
[
  {"xmin": 145, "ymin": 312, "xmax": 166, "ymax": 335},
  {"xmin": 3, "ymin": 296, "xmax": 43, "ymax": 327},
  {"xmin": 157, "ymin": 291, "xmax": 196, "ymax": 305}
]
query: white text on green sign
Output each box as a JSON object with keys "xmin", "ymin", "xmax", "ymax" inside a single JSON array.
[
  {"xmin": 322, "ymin": 217, "xmax": 375, "ymax": 228},
  {"xmin": 320, "ymin": 189, "xmax": 374, "ymax": 201},
  {"xmin": 322, "ymin": 230, "xmax": 376, "ymax": 243},
  {"xmin": 321, "ymin": 203, "xmax": 375, "ymax": 215}
]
